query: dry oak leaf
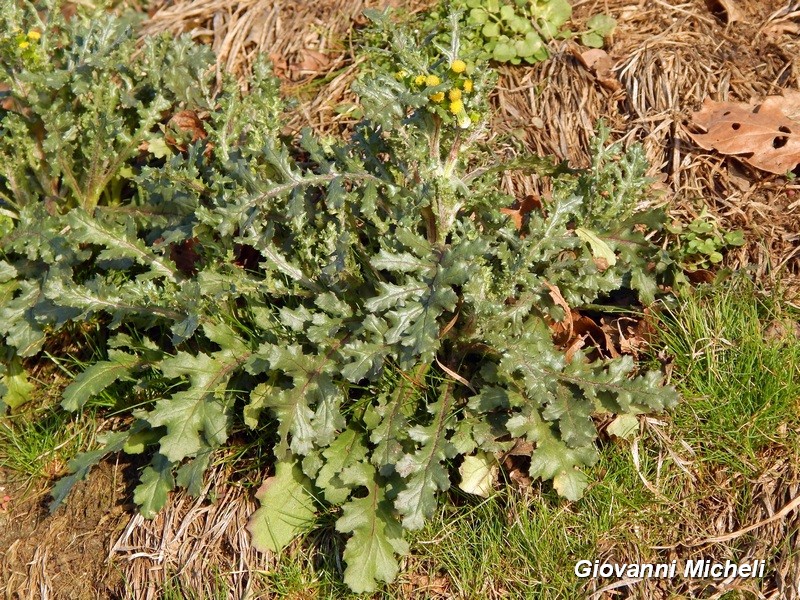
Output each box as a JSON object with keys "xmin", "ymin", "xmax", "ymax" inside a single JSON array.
[
  {"xmin": 571, "ymin": 47, "xmax": 621, "ymax": 92},
  {"xmin": 688, "ymin": 95, "xmax": 800, "ymax": 175},
  {"xmin": 704, "ymin": 0, "xmax": 744, "ymax": 24},
  {"xmin": 500, "ymin": 194, "xmax": 542, "ymax": 233}
]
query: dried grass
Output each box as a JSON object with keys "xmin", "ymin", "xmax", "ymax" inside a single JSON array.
[
  {"xmin": 0, "ymin": 462, "xmax": 126, "ymax": 600},
  {"xmin": 108, "ymin": 465, "xmax": 274, "ymax": 599}
]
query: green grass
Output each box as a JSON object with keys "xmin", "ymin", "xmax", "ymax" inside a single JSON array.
[
  {"xmin": 160, "ymin": 569, "xmax": 231, "ymax": 600},
  {"xmin": 655, "ymin": 277, "xmax": 800, "ymax": 475},
  {"xmin": 0, "ymin": 400, "xmax": 103, "ymax": 479},
  {"xmin": 0, "ymin": 346, "xmax": 121, "ymax": 480}
]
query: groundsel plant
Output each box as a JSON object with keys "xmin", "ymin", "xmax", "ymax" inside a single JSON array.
[{"xmin": 1, "ymin": 6, "xmax": 678, "ymax": 592}]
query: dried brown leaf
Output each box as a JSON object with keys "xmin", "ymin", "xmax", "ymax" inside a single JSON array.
[
  {"xmin": 167, "ymin": 110, "xmax": 207, "ymax": 142},
  {"xmin": 544, "ymin": 281, "xmax": 573, "ymax": 339},
  {"xmin": 572, "ymin": 47, "xmax": 622, "ymax": 92},
  {"xmin": 767, "ymin": 90, "xmax": 800, "ymax": 121},
  {"xmin": 295, "ymin": 49, "xmax": 331, "ymax": 74},
  {"xmin": 704, "ymin": 0, "xmax": 744, "ymax": 24},
  {"xmin": 500, "ymin": 194, "xmax": 541, "ymax": 233},
  {"xmin": 688, "ymin": 96, "xmax": 800, "ymax": 175}
]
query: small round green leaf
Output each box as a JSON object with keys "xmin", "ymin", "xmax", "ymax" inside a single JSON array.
[
  {"xmin": 492, "ymin": 42, "xmax": 517, "ymax": 62},
  {"xmin": 535, "ymin": 0, "xmax": 572, "ymax": 27},
  {"xmin": 482, "ymin": 22, "xmax": 501, "ymax": 38},
  {"xmin": 581, "ymin": 31, "xmax": 604, "ymax": 48},
  {"xmin": 587, "ymin": 13, "xmax": 617, "ymax": 36},
  {"xmin": 509, "ymin": 15, "xmax": 532, "ymax": 33},
  {"xmin": 500, "ymin": 4, "xmax": 516, "ymax": 20},
  {"xmin": 514, "ymin": 31, "xmax": 543, "ymax": 58},
  {"xmin": 469, "ymin": 8, "xmax": 489, "ymax": 24}
]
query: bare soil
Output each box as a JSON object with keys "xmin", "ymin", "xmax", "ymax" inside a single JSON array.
[{"xmin": 0, "ymin": 463, "xmax": 127, "ymax": 599}]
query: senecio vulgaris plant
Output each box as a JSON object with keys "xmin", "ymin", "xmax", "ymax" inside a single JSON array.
[{"xmin": 1, "ymin": 7, "xmax": 677, "ymax": 592}]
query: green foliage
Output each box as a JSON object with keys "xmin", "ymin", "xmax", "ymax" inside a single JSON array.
[
  {"xmin": 461, "ymin": 0, "xmax": 571, "ymax": 64},
  {"xmin": 1, "ymin": 7, "xmax": 677, "ymax": 592},
  {"xmin": 582, "ymin": 13, "xmax": 617, "ymax": 48},
  {"xmin": 666, "ymin": 208, "xmax": 746, "ymax": 272},
  {"xmin": 0, "ymin": 0, "xmax": 216, "ymax": 214},
  {"xmin": 0, "ymin": 0, "xmax": 224, "ymax": 411},
  {"xmin": 419, "ymin": 0, "xmax": 616, "ymax": 65}
]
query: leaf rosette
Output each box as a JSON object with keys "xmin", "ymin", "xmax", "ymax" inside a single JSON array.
[{"xmin": 0, "ymin": 5, "xmax": 678, "ymax": 592}]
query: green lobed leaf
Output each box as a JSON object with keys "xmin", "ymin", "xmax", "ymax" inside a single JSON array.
[
  {"xmin": 147, "ymin": 350, "xmax": 244, "ymax": 462},
  {"xmin": 134, "ymin": 454, "xmax": 176, "ymax": 519},
  {"xmin": 148, "ymin": 389, "xmax": 228, "ymax": 462},
  {"xmin": 262, "ymin": 344, "xmax": 345, "ymax": 454},
  {"xmin": 247, "ymin": 460, "xmax": 317, "ymax": 553},
  {"xmin": 0, "ymin": 355, "xmax": 34, "ymax": 411},
  {"xmin": 394, "ymin": 387, "xmax": 456, "ymax": 530},
  {"xmin": 66, "ymin": 210, "xmax": 178, "ymax": 280},
  {"xmin": 336, "ymin": 474, "xmax": 409, "ymax": 593},
  {"xmin": 524, "ymin": 415, "xmax": 596, "ymax": 501},
  {"xmin": 176, "ymin": 448, "xmax": 213, "ymax": 497},
  {"xmin": 61, "ymin": 351, "xmax": 139, "ymax": 411},
  {"xmin": 0, "ymin": 280, "xmax": 47, "ymax": 357},
  {"xmin": 315, "ymin": 428, "xmax": 369, "ymax": 504}
]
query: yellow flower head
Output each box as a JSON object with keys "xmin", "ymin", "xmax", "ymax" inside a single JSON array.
[
  {"xmin": 429, "ymin": 91, "xmax": 445, "ymax": 103},
  {"xmin": 425, "ymin": 74, "xmax": 441, "ymax": 87},
  {"xmin": 463, "ymin": 79, "xmax": 474, "ymax": 93},
  {"xmin": 449, "ymin": 100, "xmax": 465, "ymax": 115},
  {"xmin": 414, "ymin": 75, "xmax": 426, "ymax": 87},
  {"xmin": 27, "ymin": 30, "xmax": 41, "ymax": 41},
  {"xmin": 448, "ymin": 88, "xmax": 462, "ymax": 101},
  {"xmin": 450, "ymin": 59, "xmax": 467, "ymax": 74},
  {"xmin": 394, "ymin": 69, "xmax": 408, "ymax": 81},
  {"xmin": 18, "ymin": 40, "xmax": 29, "ymax": 49}
]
